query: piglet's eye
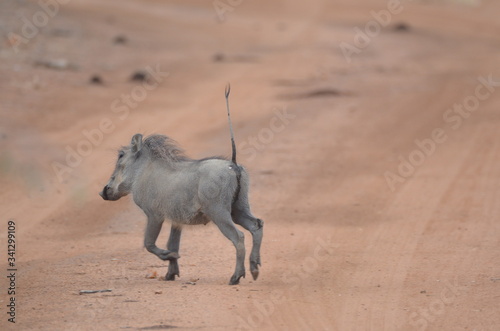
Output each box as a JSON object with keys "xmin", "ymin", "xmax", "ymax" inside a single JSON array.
[{"xmin": 118, "ymin": 152, "xmax": 125, "ymax": 159}]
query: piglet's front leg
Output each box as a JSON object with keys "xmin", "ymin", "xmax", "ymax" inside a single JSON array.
[{"xmin": 144, "ymin": 217, "xmax": 179, "ymax": 260}]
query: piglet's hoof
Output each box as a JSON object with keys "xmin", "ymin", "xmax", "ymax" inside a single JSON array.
[{"xmin": 159, "ymin": 251, "xmax": 180, "ymax": 261}]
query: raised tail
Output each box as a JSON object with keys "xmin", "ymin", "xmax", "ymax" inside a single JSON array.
[
  {"xmin": 225, "ymin": 83, "xmax": 238, "ymax": 165},
  {"xmin": 225, "ymin": 84, "xmax": 242, "ymax": 204}
]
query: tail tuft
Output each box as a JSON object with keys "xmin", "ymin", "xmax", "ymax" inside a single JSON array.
[{"xmin": 225, "ymin": 83, "xmax": 237, "ymax": 165}]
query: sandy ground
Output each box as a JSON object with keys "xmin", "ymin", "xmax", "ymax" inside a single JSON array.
[{"xmin": 1, "ymin": 0, "xmax": 500, "ymax": 330}]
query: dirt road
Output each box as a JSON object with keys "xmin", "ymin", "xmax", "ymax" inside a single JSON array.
[{"xmin": 1, "ymin": 0, "xmax": 499, "ymax": 330}]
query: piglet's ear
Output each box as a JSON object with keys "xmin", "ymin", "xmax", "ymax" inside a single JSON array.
[{"xmin": 131, "ymin": 134, "xmax": 143, "ymax": 154}]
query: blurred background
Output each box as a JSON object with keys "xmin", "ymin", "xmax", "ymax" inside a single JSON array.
[{"xmin": 1, "ymin": 0, "xmax": 499, "ymax": 330}]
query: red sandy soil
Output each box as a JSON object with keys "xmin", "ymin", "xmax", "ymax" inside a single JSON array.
[{"xmin": 1, "ymin": 0, "xmax": 500, "ymax": 330}]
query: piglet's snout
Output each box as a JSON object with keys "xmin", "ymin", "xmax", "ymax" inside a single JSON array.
[{"xmin": 99, "ymin": 186, "xmax": 109, "ymax": 200}]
